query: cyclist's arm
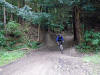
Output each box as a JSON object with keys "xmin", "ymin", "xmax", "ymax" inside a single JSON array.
[
  {"xmin": 61, "ymin": 36, "xmax": 64, "ymax": 42},
  {"xmin": 56, "ymin": 36, "xmax": 59, "ymax": 42}
]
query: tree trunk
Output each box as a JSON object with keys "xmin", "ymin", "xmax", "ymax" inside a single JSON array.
[
  {"xmin": 73, "ymin": 6, "xmax": 77, "ymax": 41},
  {"xmin": 37, "ymin": 5, "xmax": 42, "ymax": 42},
  {"xmin": 21, "ymin": 0, "xmax": 25, "ymax": 25},
  {"xmin": 10, "ymin": 13, "xmax": 13, "ymax": 20},
  {"xmin": 18, "ymin": 0, "xmax": 22, "ymax": 24},
  {"xmin": 73, "ymin": 5, "xmax": 82, "ymax": 44},
  {"xmin": 4, "ymin": 2, "xmax": 6, "ymax": 26},
  {"xmin": 37, "ymin": 24, "xmax": 40, "ymax": 41}
]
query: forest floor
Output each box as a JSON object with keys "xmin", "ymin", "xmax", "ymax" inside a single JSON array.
[{"xmin": 0, "ymin": 32, "xmax": 100, "ymax": 75}]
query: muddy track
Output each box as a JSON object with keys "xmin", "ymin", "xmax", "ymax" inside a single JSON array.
[{"xmin": 0, "ymin": 33, "xmax": 99, "ymax": 75}]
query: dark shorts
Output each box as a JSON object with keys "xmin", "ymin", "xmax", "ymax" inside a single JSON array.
[{"xmin": 58, "ymin": 41, "xmax": 62, "ymax": 45}]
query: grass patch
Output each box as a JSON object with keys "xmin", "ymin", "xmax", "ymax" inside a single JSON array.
[
  {"xmin": 83, "ymin": 53, "xmax": 100, "ymax": 64},
  {"xmin": 0, "ymin": 41, "xmax": 41, "ymax": 66},
  {"xmin": 0, "ymin": 50, "xmax": 26, "ymax": 66}
]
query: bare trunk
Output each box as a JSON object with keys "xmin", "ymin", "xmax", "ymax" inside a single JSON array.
[
  {"xmin": 73, "ymin": 6, "xmax": 82, "ymax": 44},
  {"xmin": 37, "ymin": 4, "xmax": 42, "ymax": 42},
  {"xmin": 37, "ymin": 24, "xmax": 40, "ymax": 41},
  {"xmin": 18, "ymin": 0, "xmax": 21, "ymax": 24},
  {"xmin": 4, "ymin": 1, "xmax": 7, "ymax": 36},
  {"xmin": 4, "ymin": 3, "xmax": 6, "ymax": 26},
  {"xmin": 73, "ymin": 6, "xmax": 77, "ymax": 41},
  {"xmin": 10, "ymin": 14, "xmax": 13, "ymax": 20}
]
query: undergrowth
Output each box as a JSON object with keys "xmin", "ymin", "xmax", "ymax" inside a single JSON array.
[
  {"xmin": 0, "ymin": 21, "xmax": 41, "ymax": 66},
  {"xmin": 76, "ymin": 30, "xmax": 100, "ymax": 53},
  {"xmin": 0, "ymin": 49, "xmax": 26, "ymax": 66}
]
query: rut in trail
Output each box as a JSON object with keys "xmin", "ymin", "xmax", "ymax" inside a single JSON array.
[{"xmin": 1, "ymin": 32, "xmax": 100, "ymax": 75}]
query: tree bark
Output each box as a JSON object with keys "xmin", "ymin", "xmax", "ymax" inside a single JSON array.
[
  {"xmin": 37, "ymin": 4, "xmax": 42, "ymax": 42},
  {"xmin": 37, "ymin": 24, "xmax": 40, "ymax": 42},
  {"xmin": 4, "ymin": 1, "xmax": 6, "ymax": 26},
  {"xmin": 73, "ymin": 5, "xmax": 82, "ymax": 44},
  {"xmin": 73, "ymin": 6, "xmax": 77, "ymax": 41},
  {"xmin": 10, "ymin": 13, "xmax": 13, "ymax": 20},
  {"xmin": 18, "ymin": 0, "xmax": 22, "ymax": 24}
]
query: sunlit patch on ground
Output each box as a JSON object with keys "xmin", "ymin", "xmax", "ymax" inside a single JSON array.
[{"xmin": 83, "ymin": 53, "xmax": 100, "ymax": 64}]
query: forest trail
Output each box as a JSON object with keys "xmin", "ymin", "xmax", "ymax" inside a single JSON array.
[{"xmin": 0, "ymin": 32, "xmax": 99, "ymax": 75}]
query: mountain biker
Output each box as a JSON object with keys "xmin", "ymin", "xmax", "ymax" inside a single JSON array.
[{"xmin": 56, "ymin": 34, "xmax": 64, "ymax": 45}]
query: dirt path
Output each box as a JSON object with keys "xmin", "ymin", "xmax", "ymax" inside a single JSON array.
[{"xmin": 0, "ymin": 33, "xmax": 99, "ymax": 75}]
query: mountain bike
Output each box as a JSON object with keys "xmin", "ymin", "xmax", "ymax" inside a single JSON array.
[{"xmin": 58, "ymin": 41, "xmax": 64, "ymax": 54}]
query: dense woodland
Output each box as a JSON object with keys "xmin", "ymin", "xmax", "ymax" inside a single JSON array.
[
  {"xmin": 0, "ymin": 0, "xmax": 100, "ymax": 52},
  {"xmin": 0, "ymin": 0, "xmax": 100, "ymax": 73}
]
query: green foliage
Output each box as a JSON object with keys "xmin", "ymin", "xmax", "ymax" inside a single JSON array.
[
  {"xmin": 5, "ymin": 21, "xmax": 24, "ymax": 50},
  {"xmin": 83, "ymin": 53, "xmax": 100, "ymax": 64},
  {"xmin": 0, "ymin": 31, "xmax": 6, "ymax": 47},
  {"xmin": 6, "ymin": 21, "xmax": 20, "ymax": 30},
  {"xmin": 49, "ymin": 24, "xmax": 64, "ymax": 32},
  {"xmin": 0, "ymin": 21, "xmax": 24, "ymax": 51},
  {"xmin": 0, "ymin": 0, "xmax": 51, "ymax": 25},
  {"xmin": 27, "ymin": 41, "xmax": 40, "ymax": 49},
  {"xmin": 0, "ymin": 21, "xmax": 4, "ymax": 29},
  {"xmin": 18, "ymin": 5, "xmax": 50, "ymax": 25},
  {"xmin": 6, "ymin": 21, "xmax": 20, "ymax": 32},
  {"xmin": 0, "ymin": 0, "xmax": 81, "ymax": 29},
  {"xmin": 1, "ymin": 0, "xmax": 96, "ymax": 32},
  {"xmin": 82, "ymin": 4, "xmax": 96, "ymax": 11},
  {"xmin": 0, "ymin": 41, "xmax": 39, "ymax": 66},
  {"xmin": 77, "ymin": 30, "xmax": 100, "ymax": 53},
  {"xmin": 6, "ymin": 21, "xmax": 22, "ymax": 38},
  {"xmin": 0, "ymin": 50, "xmax": 26, "ymax": 66},
  {"xmin": 0, "ymin": 20, "xmax": 40, "ymax": 51}
]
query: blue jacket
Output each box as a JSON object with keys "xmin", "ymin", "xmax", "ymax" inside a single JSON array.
[{"xmin": 56, "ymin": 36, "xmax": 64, "ymax": 42}]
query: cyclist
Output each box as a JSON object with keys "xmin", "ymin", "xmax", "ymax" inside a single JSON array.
[{"xmin": 56, "ymin": 34, "xmax": 64, "ymax": 45}]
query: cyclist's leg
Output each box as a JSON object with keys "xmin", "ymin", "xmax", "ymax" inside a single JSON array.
[
  {"xmin": 59, "ymin": 41, "xmax": 63, "ymax": 54},
  {"xmin": 58, "ymin": 41, "xmax": 60, "ymax": 46},
  {"xmin": 60, "ymin": 44, "xmax": 63, "ymax": 54}
]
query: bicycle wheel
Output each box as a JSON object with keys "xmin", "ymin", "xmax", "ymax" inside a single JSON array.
[{"xmin": 60, "ymin": 44, "xmax": 63, "ymax": 54}]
